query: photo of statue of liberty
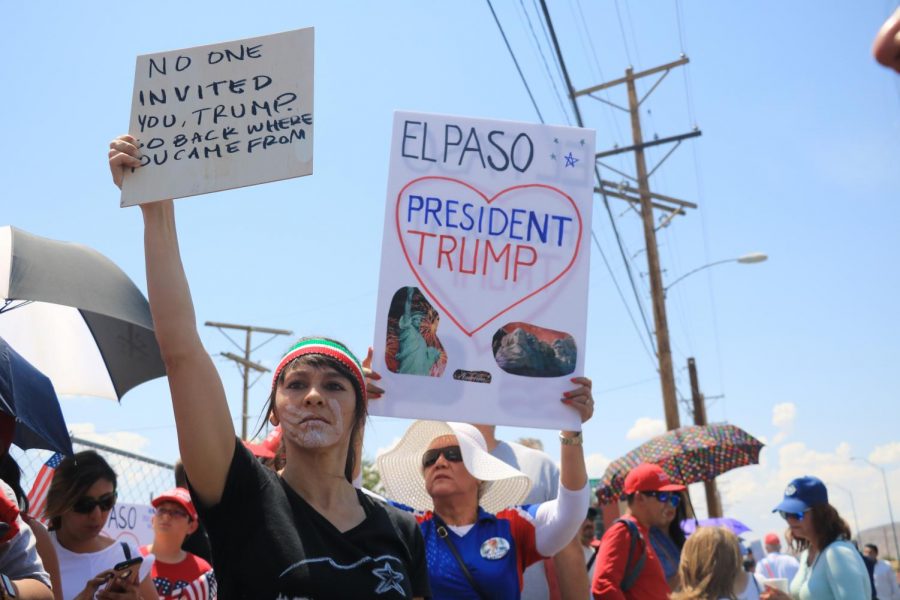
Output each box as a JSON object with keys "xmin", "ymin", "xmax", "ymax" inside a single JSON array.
[{"xmin": 385, "ymin": 286, "xmax": 447, "ymax": 377}]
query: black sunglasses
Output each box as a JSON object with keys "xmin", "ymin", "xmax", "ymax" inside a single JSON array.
[
  {"xmin": 72, "ymin": 492, "xmax": 117, "ymax": 514},
  {"xmin": 641, "ymin": 491, "xmax": 681, "ymax": 507},
  {"xmin": 422, "ymin": 445, "xmax": 463, "ymax": 468}
]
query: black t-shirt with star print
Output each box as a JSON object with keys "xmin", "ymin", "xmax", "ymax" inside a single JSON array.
[{"xmin": 192, "ymin": 439, "xmax": 430, "ymax": 599}]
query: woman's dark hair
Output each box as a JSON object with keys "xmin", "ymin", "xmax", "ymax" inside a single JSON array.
[
  {"xmin": 789, "ymin": 503, "xmax": 852, "ymax": 553},
  {"xmin": 669, "ymin": 493, "xmax": 688, "ymax": 549},
  {"xmin": 0, "ymin": 454, "xmax": 28, "ymax": 512},
  {"xmin": 263, "ymin": 337, "xmax": 368, "ymax": 483},
  {"xmin": 45, "ymin": 450, "xmax": 117, "ymax": 531}
]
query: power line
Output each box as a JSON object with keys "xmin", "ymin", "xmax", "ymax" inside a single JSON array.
[
  {"xmin": 486, "ymin": 0, "xmax": 545, "ymax": 123},
  {"xmin": 612, "ymin": 0, "xmax": 634, "ymax": 66},
  {"xmin": 518, "ymin": 0, "xmax": 573, "ymax": 124},
  {"xmin": 591, "ymin": 229, "xmax": 657, "ymax": 367}
]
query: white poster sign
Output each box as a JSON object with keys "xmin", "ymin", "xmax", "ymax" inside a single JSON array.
[
  {"xmin": 372, "ymin": 111, "xmax": 595, "ymax": 431},
  {"xmin": 103, "ymin": 503, "xmax": 155, "ymax": 548},
  {"xmin": 121, "ymin": 28, "xmax": 314, "ymax": 207}
]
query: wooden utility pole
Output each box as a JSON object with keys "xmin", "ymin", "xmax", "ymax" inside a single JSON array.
[
  {"xmin": 574, "ymin": 59, "xmax": 700, "ymax": 432},
  {"xmin": 687, "ymin": 357, "xmax": 723, "ymax": 517},
  {"xmin": 205, "ymin": 321, "xmax": 292, "ymax": 439}
]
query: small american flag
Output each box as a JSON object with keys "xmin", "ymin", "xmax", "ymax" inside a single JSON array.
[
  {"xmin": 181, "ymin": 571, "xmax": 217, "ymax": 600},
  {"xmin": 26, "ymin": 452, "xmax": 63, "ymax": 524}
]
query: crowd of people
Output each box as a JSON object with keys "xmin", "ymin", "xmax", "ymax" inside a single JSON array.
[{"xmin": 0, "ymin": 10, "xmax": 895, "ymax": 600}]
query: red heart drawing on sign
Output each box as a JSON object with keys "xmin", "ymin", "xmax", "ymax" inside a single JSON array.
[{"xmin": 394, "ymin": 176, "xmax": 583, "ymax": 337}]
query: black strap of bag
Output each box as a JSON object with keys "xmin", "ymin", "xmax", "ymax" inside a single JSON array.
[
  {"xmin": 434, "ymin": 516, "xmax": 489, "ymax": 600},
  {"xmin": 120, "ymin": 541, "xmax": 132, "ymax": 560}
]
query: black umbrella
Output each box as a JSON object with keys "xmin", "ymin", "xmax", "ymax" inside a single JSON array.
[
  {"xmin": 0, "ymin": 337, "xmax": 73, "ymax": 455},
  {"xmin": 0, "ymin": 226, "xmax": 165, "ymax": 400}
]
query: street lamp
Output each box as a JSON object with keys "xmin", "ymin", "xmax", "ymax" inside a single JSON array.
[
  {"xmin": 852, "ymin": 456, "xmax": 900, "ymax": 558},
  {"xmin": 664, "ymin": 252, "xmax": 768, "ymax": 296},
  {"xmin": 830, "ymin": 483, "xmax": 861, "ymax": 540}
]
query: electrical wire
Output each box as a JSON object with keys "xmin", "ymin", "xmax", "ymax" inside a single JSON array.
[
  {"xmin": 672, "ymin": 0, "xmax": 727, "ymax": 419},
  {"xmin": 612, "ymin": 0, "xmax": 634, "ymax": 66},
  {"xmin": 486, "ymin": 0, "xmax": 546, "ymax": 123},
  {"xmin": 519, "ymin": 0, "xmax": 573, "ymax": 124},
  {"xmin": 592, "ymin": 228, "xmax": 657, "ymax": 367}
]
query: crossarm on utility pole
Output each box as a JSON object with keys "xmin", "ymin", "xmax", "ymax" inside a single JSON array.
[
  {"xmin": 205, "ymin": 321, "xmax": 292, "ymax": 440},
  {"xmin": 572, "ymin": 56, "xmax": 690, "ymax": 97}
]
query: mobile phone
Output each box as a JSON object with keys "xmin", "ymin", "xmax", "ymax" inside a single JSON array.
[{"xmin": 111, "ymin": 557, "xmax": 143, "ymax": 584}]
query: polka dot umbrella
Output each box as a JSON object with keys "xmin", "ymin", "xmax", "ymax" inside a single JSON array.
[{"xmin": 595, "ymin": 423, "xmax": 763, "ymax": 504}]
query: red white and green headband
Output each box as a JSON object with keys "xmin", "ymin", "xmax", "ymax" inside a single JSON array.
[{"xmin": 271, "ymin": 339, "xmax": 366, "ymax": 400}]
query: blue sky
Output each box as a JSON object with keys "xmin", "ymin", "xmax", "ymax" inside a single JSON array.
[{"xmin": 2, "ymin": 1, "xmax": 898, "ymax": 544}]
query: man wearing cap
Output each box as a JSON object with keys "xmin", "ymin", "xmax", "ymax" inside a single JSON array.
[
  {"xmin": 755, "ymin": 533, "xmax": 799, "ymax": 585},
  {"xmin": 591, "ymin": 463, "xmax": 685, "ymax": 600},
  {"xmin": 864, "ymin": 544, "xmax": 900, "ymax": 600},
  {"xmin": 141, "ymin": 488, "xmax": 216, "ymax": 600}
]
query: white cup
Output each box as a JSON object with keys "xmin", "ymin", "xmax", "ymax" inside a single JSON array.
[{"xmin": 762, "ymin": 577, "xmax": 789, "ymax": 593}]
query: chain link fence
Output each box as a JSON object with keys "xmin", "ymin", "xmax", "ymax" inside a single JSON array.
[{"xmin": 9, "ymin": 437, "xmax": 175, "ymax": 506}]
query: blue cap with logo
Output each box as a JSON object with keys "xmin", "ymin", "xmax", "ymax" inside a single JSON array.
[{"xmin": 772, "ymin": 476, "xmax": 828, "ymax": 514}]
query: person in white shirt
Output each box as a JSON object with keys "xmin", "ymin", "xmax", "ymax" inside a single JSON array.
[
  {"xmin": 863, "ymin": 543, "xmax": 900, "ymax": 600},
  {"xmin": 755, "ymin": 533, "xmax": 799, "ymax": 585}
]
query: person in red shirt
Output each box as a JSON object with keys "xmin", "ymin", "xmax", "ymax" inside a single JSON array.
[
  {"xmin": 141, "ymin": 488, "xmax": 216, "ymax": 599},
  {"xmin": 592, "ymin": 463, "xmax": 685, "ymax": 600}
]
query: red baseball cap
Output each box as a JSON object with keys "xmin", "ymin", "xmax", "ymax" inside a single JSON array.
[
  {"xmin": 623, "ymin": 463, "xmax": 685, "ymax": 494},
  {"xmin": 152, "ymin": 487, "xmax": 197, "ymax": 520},
  {"xmin": 764, "ymin": 533, "xmax": 780, "ymax": 546}
]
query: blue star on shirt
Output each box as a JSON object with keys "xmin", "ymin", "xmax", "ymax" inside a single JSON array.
[
  {"xmin": 372, "ymin": 561, "xmax": 406, "ymax": 596},
  {"xmin": 564, "ymin": 152, "xmax": 579, "ymax": 167}
]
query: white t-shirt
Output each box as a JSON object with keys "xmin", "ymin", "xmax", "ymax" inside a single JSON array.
[
  {"xmin": 491, "ymin": 440, "xmax": 561, "ymax": 600},
  {"xmin": 755, "ymin": 551, "xmax": 800, "ymax": 584},
  {"xmin": 50, "ymin": 532, "xmax": 154, "ymax": 600},
  {"xmin": 873, "ymin": 559, "xmax": 900, "ymax": 600}
]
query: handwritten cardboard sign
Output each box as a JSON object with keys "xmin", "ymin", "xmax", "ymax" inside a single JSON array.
[
  {"xmin": 371, "ymin": 111, "xmax": 595, "ymax": 431},
  {"xmin": 121, "ymin": 28, "xmax": 314, "ymax": 207}
]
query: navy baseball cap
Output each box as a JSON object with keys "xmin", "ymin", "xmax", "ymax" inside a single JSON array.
[{"xmin": 772, "ymin": 476, "xmax": 828, "ymax": 514}]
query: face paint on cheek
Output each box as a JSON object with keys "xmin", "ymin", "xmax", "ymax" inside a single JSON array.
[{"xmin": 280, "ymin": 398, "xmax": 346, "ymax": 448}]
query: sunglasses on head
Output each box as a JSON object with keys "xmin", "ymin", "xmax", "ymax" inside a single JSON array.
[
  {"xmin": 422, "ymin": 445, "xmax": 463, "ymax": 468},
  {"xmin": 72, "ymin": 492, "xmax": 117, "ymax": 514},
  {"xmin": 778, "ymin": 509, "xmax": 811, "ymax": 522},
  {"xmin": 641, "ymin": 491, "xmax": 681, "ymax": 507}
]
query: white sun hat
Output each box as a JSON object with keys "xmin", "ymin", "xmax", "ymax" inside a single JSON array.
[{"xmin": 377, "ymin": 420, "xmax": 533, "ymax": 514}]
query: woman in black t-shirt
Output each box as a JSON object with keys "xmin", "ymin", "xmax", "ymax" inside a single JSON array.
[{"xmin": 108, "ymin": 136, "xmax": 430, "ymax": 600}]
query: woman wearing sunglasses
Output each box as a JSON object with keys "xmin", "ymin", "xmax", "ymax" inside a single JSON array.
[
  {"xmin": 45, "ymin": 451, "xmax": 159, "ymax": 600},
  {"xmin": 648, "ymin": 490, "xmax": 687, "ymax": 592},
  {"xmin": 760, "ymin": 476, "xmax": 871, "ymax": 600},
  {"xmin": 377, "ymin": 377, "xmax": 593, "ymax": 600}
]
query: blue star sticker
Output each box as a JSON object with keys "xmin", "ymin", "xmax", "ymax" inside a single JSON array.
[
  {"xmin": 564, "ymin": 152, "xmax": 579, "ymax": 167},
  {"xmin": 372, "ymin": 561, "xmax": 406, "ymax": 595}
]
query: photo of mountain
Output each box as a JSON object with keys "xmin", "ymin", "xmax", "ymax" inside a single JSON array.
[{"xmin": 491, "ymin": 322, "xmax": 576, "ymax": 377}]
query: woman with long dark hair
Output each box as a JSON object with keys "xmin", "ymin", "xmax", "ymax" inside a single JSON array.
[
  {"xmin": 760, "ymin": 476, "xmax": 871, "ymax": 599},
  {"xmin": 649, "ymin": 491, "xmax": 686, "ymax": 591}
]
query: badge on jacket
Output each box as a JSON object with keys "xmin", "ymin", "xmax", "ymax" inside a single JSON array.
[{"xmin": 480, "ymin": 537, "xmax": 510, "ymax": 560}]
